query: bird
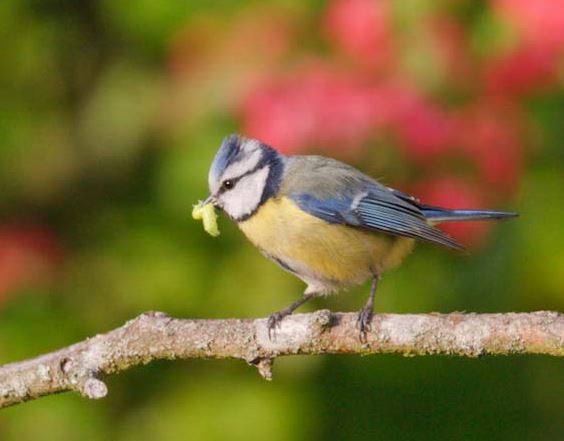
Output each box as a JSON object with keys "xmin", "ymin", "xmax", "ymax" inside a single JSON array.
[{"xmin": 203, "ymin": 134, "xmax": 517, "ymax": 339}]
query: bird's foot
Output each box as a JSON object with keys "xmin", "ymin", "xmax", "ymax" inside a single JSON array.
[
  {"xmin": 267, "ymin": 311, "xmax": 289, "ymax": 340},
  {"xmin": 357, "ymin": 306, "xmax": 373, "ymax": 343}
]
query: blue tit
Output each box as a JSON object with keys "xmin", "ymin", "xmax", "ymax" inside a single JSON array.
[{"xmin": 205, "ymin": 134, "xmax": 517, "ymax": 337}]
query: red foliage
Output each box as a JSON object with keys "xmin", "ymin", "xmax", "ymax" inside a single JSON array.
[{"xmin": 0, "ymin": 225, "xmax": 63, "ymax": 305}]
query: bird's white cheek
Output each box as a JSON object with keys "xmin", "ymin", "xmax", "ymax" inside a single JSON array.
[{"xmin": 221, "ymin": 166, "xmax": 270, "ymax": 220}]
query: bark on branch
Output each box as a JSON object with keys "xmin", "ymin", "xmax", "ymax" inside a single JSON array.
[{"xmin": 0, "ymin": 310, "xmax": 562, "ymax": 409}]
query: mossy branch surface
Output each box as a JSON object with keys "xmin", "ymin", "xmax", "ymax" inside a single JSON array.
[{"xmin": 0, "ymin": 310, "xmax": 562, "ymax": 408}]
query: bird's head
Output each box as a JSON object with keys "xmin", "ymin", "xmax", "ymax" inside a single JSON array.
[{"xmin": 207, "ymin": 135, "xmax": 285, "ymax": 221}]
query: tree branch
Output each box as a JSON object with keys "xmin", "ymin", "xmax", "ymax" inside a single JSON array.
[{"xmin": 0, "ymin": 310, "xmax": 562, "ymax": 409}]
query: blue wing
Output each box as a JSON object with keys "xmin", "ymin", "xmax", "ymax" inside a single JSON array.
[
  {"xmin": 284, "ymin": 155, "xmax": 463, "ymax": 249},
  {"xmin": 292, "ymin": 191, "xmax": 463, "ymax": 250}
]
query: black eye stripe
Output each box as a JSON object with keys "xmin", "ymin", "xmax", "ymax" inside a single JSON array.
[
  {"xmin": 219, "ymin": 176, "xmax": 241, "ymax": 193},
  {"xmin": 219, "ymin": 162, "xmax": 267, "ymax": 193}
]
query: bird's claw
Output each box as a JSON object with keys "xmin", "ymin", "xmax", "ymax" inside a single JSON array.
[
  {"xmin": 357, "ymin": 307, "xmax": 373, "ymax": 343},
  {"xmin": 267, "ymin": 312, "xmax": 286, "ymax": 340}
]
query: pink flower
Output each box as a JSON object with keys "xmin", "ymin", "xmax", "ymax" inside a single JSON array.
[
  {"xmin": 454, "ymin": 102, "xmax": 524, "ymax": 194},
  {"xmin": 389, "ymin": 92, "xmax": 455, "ymax": 163},
  {"xmin": 487, "ymin": 0, "xmax": 564, "ymax": 96},
  {"xmin": 494, "ymin": 0, "xmax": 564, "ymax": 52},
  {"xmin": 324, "ymin": 0, "xmax": 395, "ymax": 71},
  {"xmin": 484, "ymin": 44, "xmax": 560, "ymax": 96},
  {"xmin": 241, "ymin": 66, "xmax": 383, "ymax": 154}
]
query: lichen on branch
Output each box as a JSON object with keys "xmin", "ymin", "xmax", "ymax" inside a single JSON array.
[{"xmin": 0, "ymin": 310, "xmax": 562, "ymax": 409}]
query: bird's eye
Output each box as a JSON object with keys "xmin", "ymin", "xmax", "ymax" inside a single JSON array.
[{"xmin": 222, "ymin": 180, "xmax": 234, "ymax": 190}]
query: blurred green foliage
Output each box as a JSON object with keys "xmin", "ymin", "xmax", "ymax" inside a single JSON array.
[{"xmin": 0, "ymin": 1, "xmax": 563, "ymax": 440}]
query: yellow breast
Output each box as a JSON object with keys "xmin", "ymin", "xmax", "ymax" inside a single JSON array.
[{"xmin": 238, "ymin": 196, "xmax": 414, "ymax": 291}]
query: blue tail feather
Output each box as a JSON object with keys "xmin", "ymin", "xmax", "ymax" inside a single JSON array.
[{"xmin": 422, "ymin": 206, "xmax": 518, "ymax": 223}]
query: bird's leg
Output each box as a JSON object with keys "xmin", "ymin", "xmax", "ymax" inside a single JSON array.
[
  {"xmin": 267, "ymin": 292, "xmax": 315, "ymax": 339},
  {"xmin": 357, "ymin": 274, "xmax": 380, "ymax": 342}
]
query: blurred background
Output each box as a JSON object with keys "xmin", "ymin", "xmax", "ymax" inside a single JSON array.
[{"xmin": 0, "ymin": 0, "xmax": 563, "ymax": 439}]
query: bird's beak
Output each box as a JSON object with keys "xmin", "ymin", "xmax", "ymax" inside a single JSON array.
[{"xmin": 203, "ymin": 194, "xmax": 218, "ymax": 208}]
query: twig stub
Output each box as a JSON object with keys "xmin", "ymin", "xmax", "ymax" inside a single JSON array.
[{"xmin": 0, "ymin": 310, "xmax": 562, "ymax": 409}]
